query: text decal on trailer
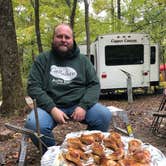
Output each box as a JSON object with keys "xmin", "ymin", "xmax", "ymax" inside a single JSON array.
[{"xmin": 110, "ymin": 39, "xmax": 137, "ymax": 43}]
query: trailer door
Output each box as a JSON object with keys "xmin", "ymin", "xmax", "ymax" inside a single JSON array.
[{"xmin": 150, "ymin": 45, "xmax": 159, "ymax": 85}]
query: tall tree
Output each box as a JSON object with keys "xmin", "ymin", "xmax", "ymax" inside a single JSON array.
[
  {"xmin": 111, "ymin": 0, "xmax": 115, "ymax": 32},
  {"xmin": 65, "ymin": 0, "xmax": 78, "ymax": 31},
  {"xmin": 34, "ymin": 0, "xmax": 43, "ymax": 53},
  {"xmin": 117, "ymin": 0, "xmax": 121, "ymax": 31},
  {"xmin": 0, "ymin": 0, "xmax": 24, "ymax": 116},
  {"xmin": 84, "ymin": 0, "xmax": 90, "ymax": 57},
  {"xmin": 117, "ymin": 0, "xmax": 121, "ymax": 19},
  {"xmin": 70, "ymin": 0, "xmax": 78, "ymax": 30},
  {"xmin": 30, "ymin": 0, "xmax": 43, "ymax": 53}
]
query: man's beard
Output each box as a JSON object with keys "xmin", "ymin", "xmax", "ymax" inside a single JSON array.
[{"xmin": 51, "ymin": 43, "xmax": 73, "ymax": 59}]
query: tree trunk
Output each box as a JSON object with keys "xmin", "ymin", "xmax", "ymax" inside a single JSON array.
[
  {"xmin": 31, "ymin": 41, "xmax": 35, "ymax": 61},
  {"xmin": 65, "ymin": 0, "xmax": 71, "ymax": 7},
  {"xmin": 117, "ymin": 0, "xmax": 121, "ymax": 31},
  {"xmin": 117, "ymin": 0, "xmax": 121, "ymax": 20},
  {"xmin": 34, "ymin": 0, "xmax": 43, "ymax": 53},
  {"xmin": 70, "ymin": 0, "xmax": 77, "ymax": 31},
  {"xmin": 84, "ymin": 0, "xmax": 90, "ymax": 57},
  {"xmin": 111, "ymin": 0, "xmax": 115, "ymax": 32},
  {"xmin": 0, "ymin": 0, "xmax": 25, "ymax": 116}
]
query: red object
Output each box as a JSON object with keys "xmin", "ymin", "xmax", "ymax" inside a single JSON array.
[
  {"xmin": 143, "ymin": 72, "xmax": 148, "ymax": 76},
  {"xmin": 160, "ymin": 64, "xmax": 166, "ymax": 71},
  {"xmin": 101, "ymin": 73, "xmax": 107, "ymax": 78}
]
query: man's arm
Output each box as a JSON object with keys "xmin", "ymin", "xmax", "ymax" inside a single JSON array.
[
  {"xmin": 27, "ymin": 54, "xmax": 56, "ymax": 112},
  {"xmin": 78, "ymin": 57, "xmax": 100, "ymax": 110}
]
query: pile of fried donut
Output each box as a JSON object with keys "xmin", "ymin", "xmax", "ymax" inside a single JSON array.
[{"xmin": 59, "ymin": 131, "xmax": 151, "ymax": 166}]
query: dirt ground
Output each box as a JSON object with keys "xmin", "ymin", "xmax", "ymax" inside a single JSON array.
[{"xmin": 0, "ymin": 92, "xmax": 166, "ymax": 165}]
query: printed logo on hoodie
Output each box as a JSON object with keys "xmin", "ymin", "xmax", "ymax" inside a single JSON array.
[{"xmin": 50, "ymin": 65, "xmax": 77, "ymax": 84}]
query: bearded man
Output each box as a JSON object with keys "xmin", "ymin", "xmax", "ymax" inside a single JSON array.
[{"xmin": 25, "ymin": 23, "xmax": 112, "ymax": 153}]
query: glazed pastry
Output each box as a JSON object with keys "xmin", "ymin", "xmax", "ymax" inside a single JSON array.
[
  {"xmin": 100, "ymin": 157, "xmax": 119, "ymax": 166},
  {"xmin": 107, "ymin": 148, "xmax": 125, "ymax": 161},
  {"xmin": 103, "ymin": 137, "xmax": 119, "ymax": 151},
  {"xmin": 91, "ymin": 142, "xmax": 105, "ymax": 157},
  {"xmin": 80, "ymin": 134, "xmax": 95, "ymax": 145},
  {"xmin": 64, "ymin": 149, "xmax": 83, "ymax": 166},
  {"xmin": 128, "ymin": 139, "xmax": 142, "ymax": 154},
  {"xmin": 67, "ymin": 137, "xmax": 86, "ymax": 151}
]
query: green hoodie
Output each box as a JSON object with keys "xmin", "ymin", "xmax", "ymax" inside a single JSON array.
[{"xmin": 27, "ymin": 45, "xmax": 100, "ymax": 112}]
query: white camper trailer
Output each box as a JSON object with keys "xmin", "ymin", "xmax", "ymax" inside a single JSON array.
[{"xmin": 79, "ymin": 33, "xmax": 159, "ymax": 93}]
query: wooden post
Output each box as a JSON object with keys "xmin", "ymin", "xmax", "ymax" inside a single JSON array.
[
  {"xmin": 120, "ymin": 69, "xmax": 133, "ymax": 103},
  {"xmin": 33, "ymin": 99, "xmax": 43, "ymax": 156},
  {"xmin": 127, "ymin": 74, "xmax": 133, "ymax": 103}
]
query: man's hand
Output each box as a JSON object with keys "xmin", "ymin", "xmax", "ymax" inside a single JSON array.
[
  {"xmin": 71, "ymin": 106, "xmax": 86, "ymax": 121},
  {"xmin": 51, "ymin": 107, "xmax": 69, "ymax": 124}
]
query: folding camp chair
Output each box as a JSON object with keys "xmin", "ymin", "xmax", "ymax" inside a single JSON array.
[
  {"xmin": 150, "ymin": 89, "xmax": 166, "ymax": 138},
  {"xmin": 5, "ymin": 98, "xmax": 46, "ymax": 166},
  {"xmin": 107, "ymin": 106, "xmax": 134, "ymax": 137}
]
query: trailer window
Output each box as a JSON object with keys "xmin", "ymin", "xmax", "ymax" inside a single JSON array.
[
  {"xmin": 90, "ymin": 54, "xmax": 94, "ymax": 65},
  {"xmin": 150, "ymin": 46, "xmax": 156, "ymax": 64},
  {"xmin": 105, "ymin": 45, "xmax": 144, "ymax": 65}
]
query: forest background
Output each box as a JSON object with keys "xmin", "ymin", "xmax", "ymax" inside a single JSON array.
[{"xmin": 0, "ymin": 0, "xmax": 166, "ymax": 116}]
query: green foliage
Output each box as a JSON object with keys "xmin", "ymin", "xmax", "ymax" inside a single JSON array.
[
  {"xmin": 12, "ymin": 0, "xmax": 166, "ymax": 78},
  {"xmin": 92, "ymin": 0, "xmax": 111, "ymax": 14},
  {"xmin": 22, "ymin": 52, "xmax": 33, "ymax": 77}
]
